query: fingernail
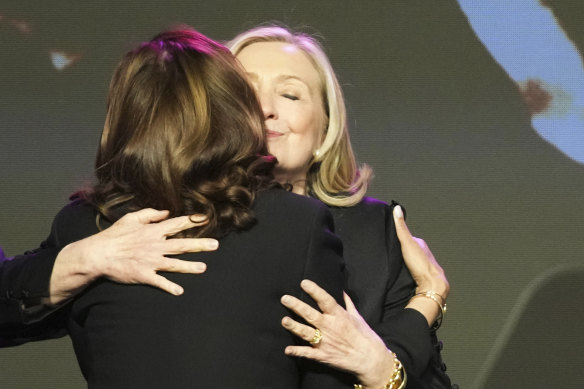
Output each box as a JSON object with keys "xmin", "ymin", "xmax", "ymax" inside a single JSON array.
[
  {"xmin": 281, "ymin": 295, "xmax": 291, "ymax": 305},
  {"xmin": 190, "ymin": 214, "xmax": 207, "ymax": 223},
  {"xmin": 194, "ymin": 263, "xmax": 207, "ymax": 272},
  {"xmin": 393, "ymin": 205, "xmax": 404, "ymax": 219},
  {"xmin": 207, "ymin": 240, "xmax": 218, "ymax": 249},
  {"xmin": 282, "ymin": 317, "xmax": 291, "ymax": 327},
  {"xmin": 284, "ymin": 347, "xmax": 293, "ymax": 355},
  {"xmin": 174, "ymin": 286, "xmax": 184, "ymax": 296},
  {"xmin": 300, "ymin": 279, "xmax": 312, "ymax": 289}
]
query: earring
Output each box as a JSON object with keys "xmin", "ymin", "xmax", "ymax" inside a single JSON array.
[{"xmin": 314, "ymin": 149, "xmax": 321, "ymax": 157}]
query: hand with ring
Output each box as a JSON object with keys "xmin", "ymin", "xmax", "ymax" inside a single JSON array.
[
  {"xmin": 310, "ymin": 328, "xmax": 323, "ymax": 345},
  {"xmin": 45, "ymin": 209, "xmax": 218, "ymax": 305},
  {"xmin": 281, "ymin": 279, "xmax": 398, "ymax": 389}
]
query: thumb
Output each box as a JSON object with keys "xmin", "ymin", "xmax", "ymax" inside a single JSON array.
[
  {"xmin": 343, "ymin": 292, "xmax": 359, "ymax": 315},
  {"xmin": 393, "ymin": 205, "xmax": 414, "ymax": 244}
]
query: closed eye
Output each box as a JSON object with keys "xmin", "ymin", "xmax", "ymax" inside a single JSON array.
[{"xmin": 282, "ymin": 94, "xmax": 299, "ymax": 101}]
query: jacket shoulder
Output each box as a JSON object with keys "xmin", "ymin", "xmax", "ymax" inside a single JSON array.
[
  {"xmin": 50, "ymin": 199, "xmax": 97, "ymax": 246},
  {"xmin": 328, "ymin": 196, "xmax": 405, "ymax": 220},
  {"xmin": 255, "ymin": 188, "xmax": 330, "ymax": 217}
]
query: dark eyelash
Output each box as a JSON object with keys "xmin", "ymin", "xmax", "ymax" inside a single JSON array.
[{"xmin": 282, "ymin": 94, "xmax": 299, "ymax": 101}]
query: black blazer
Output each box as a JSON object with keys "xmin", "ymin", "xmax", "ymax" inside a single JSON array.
[
  {"xmin": 0, "ymin": 196, "xmax": 453, "ymax": 388},
  {"xmin": 1, "ymin": 188, "xmax": 351, "ymax": 388},
  {"xmin": 330, "ymin": 198, "xmax": 453, "ymax": 388}
]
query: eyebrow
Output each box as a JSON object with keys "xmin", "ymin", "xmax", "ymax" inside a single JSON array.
[{"xmin": 245, "ymin": 72, "xmax": 310, "ymax": 88}]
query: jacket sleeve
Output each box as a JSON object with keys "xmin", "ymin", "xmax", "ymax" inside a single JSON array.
[
  {"xmin": 0, "ymin": 212, "xmax": 70, "ymax": 347},
  {"xmin": 297, "ymin": 203, "xmax": 354, "ymax": 388}
]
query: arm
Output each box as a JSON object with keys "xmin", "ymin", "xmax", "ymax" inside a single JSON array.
[
  {"xmin": 395, "ymin": 205, "xmax": 449, "ymax": 324},
  {"xmin": 0, "ymin": 246, "xmax": 67, "ymax": 345},
  {"xmin": 46, "ymin": 208, "xmax": 218, "ymax": 305},
  {"xmin": 0, "ymin": 208, "xmax": 218, "ymax": 338},
  {"xmin": 290, "ymin": 204, "xmax": 354, "ymax": 388},
  {"xmin": 280, "ymin": 205, "xmax": 451, "ymax": 387}
]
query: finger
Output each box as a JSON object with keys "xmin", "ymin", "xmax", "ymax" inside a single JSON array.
[
  {"xmin": 281, "ymin": 294, "xmax": 322, "ymax": 324},
  {"xmin": 142, "ymin": 273, "xmax": 184, "ymax": 296},
  {"xmin": 163, "ymin": 238, "xmax": 219, "ymax": 254},
  {"xmin": 281, "ymin": 316, "xmax": 320, "ymax": 343},
  {"xmin": 392, "ymin": 205, "xmax": 415, "ymax": 245},
  {"xmin": 189, "ymin": 213, "xmax": 209, "ymax": 224},
  {"xmin": 157, "ymin": 258, "xmax": 207, "ymax": 274},
  {"xmin": 284, "ymin": 345, "xmax": 325, "ymax": 361},
  {"xmin": 343, "ymin": 292, "xmax": 358, "ymax": 315},
  {"xmin": 300, "ymin": 279, "xmax": 339, "ymax": 314},
  {"xmin": 126, "ymin": 208, "xmax": 170, "ymax": 224},
  {"xmin": 158, "ymin": 215, "xmax": 209, "ymax": 237}
]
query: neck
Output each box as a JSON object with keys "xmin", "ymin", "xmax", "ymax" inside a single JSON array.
[{"xmin": 274, "ymin": 168, "xmax": 308, "ymax": 196}]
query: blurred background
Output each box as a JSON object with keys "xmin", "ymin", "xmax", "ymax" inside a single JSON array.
[{"xmin": 1, "ymin": 1, "xmax": 583, "ymax": 387}]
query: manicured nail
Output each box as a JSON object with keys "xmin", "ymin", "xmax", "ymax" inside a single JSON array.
[
  {"xmin": 207, "ymin": 240, "xmax": 219, "ymax": 249},
  {"xmin": 281, "ymin": 295, "xmax": 291, "ymax": 305},
  {"xmin": 393, "ymin": 205, "xmax": 404, "ymax": 219},
  {"xmin": 174, "ymin": 286, "xmax": 184, "ymax": 295}
]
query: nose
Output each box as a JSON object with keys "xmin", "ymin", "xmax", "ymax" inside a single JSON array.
[{"xmin": 258, "ymin": 90, "xmax": 277, "ymax": 120}]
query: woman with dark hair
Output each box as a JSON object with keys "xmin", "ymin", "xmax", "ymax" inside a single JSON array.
[
  {"xmin": 1, "ymin": 27, "xmax": 349, "ymax": 388},
  {"xmin": 1, "ymin": 24, "xmax": 451, "ymax": 389}
]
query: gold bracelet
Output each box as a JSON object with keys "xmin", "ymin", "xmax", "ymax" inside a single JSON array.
[
  {"xmin": 409, "ymin": 290, "xmax": 447, "ymax": 330},
  {"xmin": 354, "ymin": 352, "xmax": 407, "ymax": 389}
]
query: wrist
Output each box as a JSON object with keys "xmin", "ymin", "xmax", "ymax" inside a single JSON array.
[
  {"xmin": 46, "ymin": 240, "xmax": 101, "ymax": 306},
  {"xmin": 355, "ymin": 351, "xmax": 406, "ymax": 389},
  {"xmin": 406, "ymin": 296, "xmax": 441, "ymax": 326},
  {"xmin": 355, "ymin": 348, "xmax": 396, "ymax": 389},
  {"xmin": 407, "ymin": 290, "xmax": 447, "ymax": 328},
  {"xmin": 63, "ymin": 239, "xmax": 102, "ymax": 281},
  {"xmin": 415, "ymin": 277, "xmax": 449, "ymax": 299}
]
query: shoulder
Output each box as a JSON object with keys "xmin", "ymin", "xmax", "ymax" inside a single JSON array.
[
  {"xmin": 325, "ymin": 197, "xmax": 406, "ymax": 239},
  {"xmin": 327, "ymin": 196, "xmax": 397, "ymax": 219},
  {"xmin": 50, "ymin": 198, "xmax": 98, "ymax": 245},
  {"xmin": 52, "ymin": 198, "xmax": 95, "ymax": 224},
  {"xmin": 328, "ymin": 196, "xmax": 405, "ymax": 217},
  {"xmin": 252, "ymin": 188, "xmax": 335, "ymax": 238},
  {"xmin": 255, "ymin": 188, "xmax": 331, "ymax": 218}
]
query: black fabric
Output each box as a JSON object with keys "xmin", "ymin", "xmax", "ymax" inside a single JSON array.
[
  {"xmin": 0, "ymin": 194, "xmax": 454, "ymax": 387},
  {"xmin": 1, "ymin": 189, "xmax": 351, "ymax": 388},
  {"xmin": 329, "ymin": 197, "xmax": 453, "ymax": 388},
  {"xmin": 0, "ymin": 245, "xmax": 69, "ymax": 347}
]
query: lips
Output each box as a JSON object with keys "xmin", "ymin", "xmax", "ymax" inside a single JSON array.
[{"xmin": 266, "ymin": 129, "xmax": 283, "ymax": 138}]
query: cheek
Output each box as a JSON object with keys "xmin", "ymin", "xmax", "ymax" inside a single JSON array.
[
  {"xmin": 286, "ymin": 104, "xmax": 325, "ymax": 141},
  {"xmin": 267, "ymin": 137, "xmax": 313, "ymax": 170}
]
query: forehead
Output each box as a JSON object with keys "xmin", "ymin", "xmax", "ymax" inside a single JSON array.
[{"xmin": 236, "ymin": 41, "xmax": 322, "ymax": 88}]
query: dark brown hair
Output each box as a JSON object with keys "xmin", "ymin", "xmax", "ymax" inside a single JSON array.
[{"xmin": 78, "ymin": 27, "xmax": 277, "ymax": 238}]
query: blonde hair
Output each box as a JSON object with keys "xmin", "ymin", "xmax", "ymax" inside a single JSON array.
[{"xmin": 227, "ymin": 25, "xmax": 372, "ymax": 207}]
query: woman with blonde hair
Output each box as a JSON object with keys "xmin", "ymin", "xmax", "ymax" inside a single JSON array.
[{"xmin": 227, "ymin": 25, "xmax": 452, "ymax": 389}]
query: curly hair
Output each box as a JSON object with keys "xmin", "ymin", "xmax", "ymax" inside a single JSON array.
[{"xmin": 78, "ymin": 27, "xmax": 278, "ymax": 238}]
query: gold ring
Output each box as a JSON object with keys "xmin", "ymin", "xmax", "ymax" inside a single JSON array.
[{"xmin": 310, "ymin": 328, "xmax": 323, "ymax": 345}]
